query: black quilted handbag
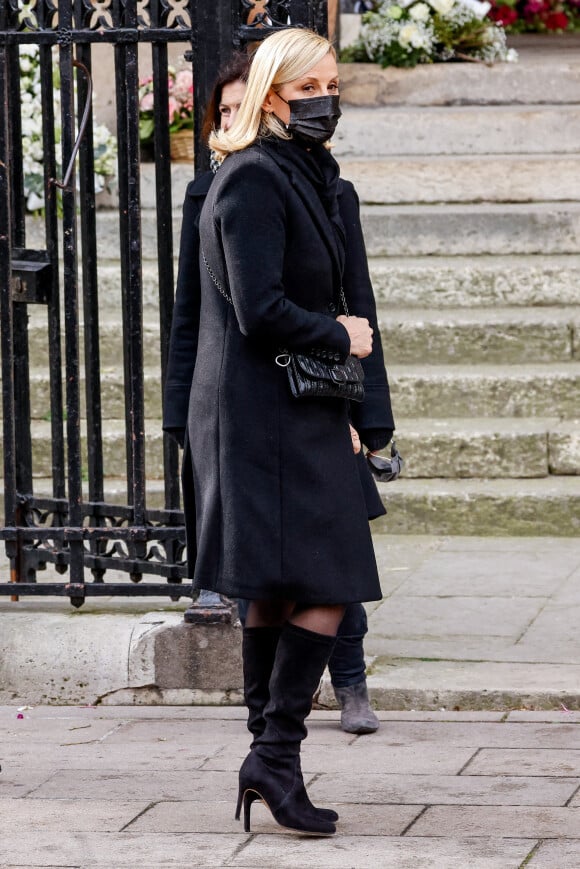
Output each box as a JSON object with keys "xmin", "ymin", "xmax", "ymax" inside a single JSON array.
[
  {"xmin": 203, "ymin": 250, "xmax": 364, "ymax": 402},
  {"xmin": 277, "ymin": 348, "xmax": 364, "ymax": 402},
  {"xmin": 275, "ymin": 283, "xmax": 365, "ymax": 402}
]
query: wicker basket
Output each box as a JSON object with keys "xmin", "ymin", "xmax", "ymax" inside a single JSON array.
[{"xmin": 170, "ymin": 129, "xmax": 194, "ymax": 163}]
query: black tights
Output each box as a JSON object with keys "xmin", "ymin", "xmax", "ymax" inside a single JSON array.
[{"xmin": 245, "ymin": 600, "xmax": 346, "ymax": 637}]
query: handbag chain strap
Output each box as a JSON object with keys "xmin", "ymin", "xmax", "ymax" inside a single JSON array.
[
  {"xmin": 339, "ymin": 286, "xmax": 349, "ymax": 318},
  {"xmin": 204, "ymin": 246, "xmax": 349, "ymax": 319},
  {"xmin": 205, "ymin": 248, "xmax": 350, "ymax": 371},
  {"xmin": 202, "ymin": 249, "xmax": 233, "ymax": 305}
]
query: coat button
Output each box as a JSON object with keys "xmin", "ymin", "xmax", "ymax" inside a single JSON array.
[{"xmin": 327, "ymin": 301, "xmax": 337, "ymax": 313}]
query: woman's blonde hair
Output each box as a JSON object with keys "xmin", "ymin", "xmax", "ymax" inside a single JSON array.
[{"xmin": 209, "ymin": 28, "xmax": 334, "ymax": 159}]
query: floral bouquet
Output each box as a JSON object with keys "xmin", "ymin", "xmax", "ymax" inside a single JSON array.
[
  {"xmin": 138, "ymin": 67, "xmax": 194, "ymax": 146},
  {"xmin": 20, "ymin": 45, "xmax": 117, "ymax": 213},
  {"xmin": 342, "ymin": 0, "xmax": 518, "ymax": 67},
  {"xmin": 488, "ymin": 0, "xmax": 580, "ymax": 31}
]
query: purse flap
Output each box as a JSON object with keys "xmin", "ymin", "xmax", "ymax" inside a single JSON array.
[{"xmin": 293, "ymin": 353, "xmax": 363, "ymax": 386}]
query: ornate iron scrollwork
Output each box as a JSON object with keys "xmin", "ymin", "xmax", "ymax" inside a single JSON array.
[
  {"xmin": 240, "ymin": 0, "xmax": 292, "ymax": 40},
  {"xmin": 10, "ymin": 0, "xmax": 195, "ymax": 31},
  {"xmin": 83, "ymin": 0, "xmax": 115, "ymax": 30},
  {"xmin": 159, "ymin": 0, "xmax": 191, "ymax": 29}
]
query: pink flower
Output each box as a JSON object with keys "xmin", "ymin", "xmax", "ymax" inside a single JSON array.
[
  {"xmin": 140, "ymin": 92, "xmax": 154, "ymax": 112},
  {"xmin": 168, "ymin": 96, "xmax": 180, "ymax": 122},
  {"xmin": 523, "ymin": 0, "xmax": 545, "ymax": 13},
  {"xmin": 175, "ymin": 69, "xmax": 193, "ymax": 91}
]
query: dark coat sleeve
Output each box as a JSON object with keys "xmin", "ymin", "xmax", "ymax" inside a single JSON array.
[
  {"xmin": 338, "ymin": 179, "xmax": 395, "ymax": 449},
  {"xmin": 213, "ymin": 157, "xmax": 351, "ymax": 360},
  {"xmin": 162, "ymin": 175, "xmax": 212, "ymax": 435}
]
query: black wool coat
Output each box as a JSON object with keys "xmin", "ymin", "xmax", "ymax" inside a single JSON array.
[
  {"xmin": 164, "ymin": 173, "xmax": 395, "ymax": 525},
  {"xmin": 182, "ymin": 137, "xmax": 383, "ymax": 605}
]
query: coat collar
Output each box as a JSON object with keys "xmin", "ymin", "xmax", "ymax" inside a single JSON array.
[{"xmin": 257, "ymin": 137, "xmax": 345, "ymax": 288}]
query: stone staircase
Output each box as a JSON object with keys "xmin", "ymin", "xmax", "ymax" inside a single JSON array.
[
  {"xmin": 11, "ymin": 38, "xmax": 580, "ymax": 535},
  {"xmin": 334, "ymin": 38, "xmax": 580, "ymax": 536}
]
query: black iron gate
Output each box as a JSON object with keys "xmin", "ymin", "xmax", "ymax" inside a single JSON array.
[{"xmin": 0, "ymin": 1, "xmax": 327, "ymax": 607}]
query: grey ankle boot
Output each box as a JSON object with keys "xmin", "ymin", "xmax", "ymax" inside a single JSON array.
[{"xmin": 334, "ymin": 680, "xmax": 379, "ymax": 735}]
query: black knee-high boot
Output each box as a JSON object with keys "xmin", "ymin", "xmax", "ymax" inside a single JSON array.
[
  {"xmin": 242, "ymin": 627, "xmax": 281, "ymax": 745},
  {"xmin": 241, "ymin": 626, "xmax": 338, "ymax": 824},
  {"xmin": 236, "ymin": 622, "xmax": 338, "ymax": 835}
]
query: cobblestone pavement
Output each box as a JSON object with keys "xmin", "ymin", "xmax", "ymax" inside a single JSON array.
[{"xmin": 2, "ymin": 705, "xmax": 580, "ymax": 867}]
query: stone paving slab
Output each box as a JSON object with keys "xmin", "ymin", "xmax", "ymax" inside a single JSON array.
[
  {"xmin": 385, "ymin": 546, "xmax": 580, "ymax": 598},
  {"xmin": 508, "ymin": 711, "xmax": 580, "ymax": 723},
  {"xmin": 307, "ymin": 772, "xmax": 578, "ymax": 807},
  {"xmin": 365, "ymin": 661, "xmax": 580, "ymax": 711},
  {"xmin": 0, "ymin": 832, "xmax": 245, "ymax": 867},
  {"xmin": 0, "ymin": 798, "xmax": 149, "ymax": 834},
  {"xmin": 28, "ymin": 769, "xmax": 235, "ymax": 802},
  {"xmin": 203, "ymin": 742, "xmax": 475, "ymax": 777},
  {"xmin": 368, "ymin": 594, "xmax": 543, "ymax": 639},
  {"xmin": 4, "ymin": 709, "xmax": 580, "ymax": 867},
  {"xmin": 528, "ymin": 841, "xmax": 580, "ymax": 868},
  {"xmin": 2, "ymin": 741, "xmax": 220, "ymax": 771},
  {"xmin": 410, "ymin": 805, "xmax": 580, "ymax": 839},
  {"xmin": 463, "ymin": 749, "xmax": 580, "ymax": 778},
  {"xmin": 127, "ymin": 799, "xmax": 421, "ymax": 837},
  {"xmin": 232, "ymin": 835, "xmax": 535, "ymax": 868},
  {"xmin": 333, "ymin": 721, "xmax": 580, "ymax": 751}
]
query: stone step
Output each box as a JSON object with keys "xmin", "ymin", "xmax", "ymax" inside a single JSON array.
[
  {"xmin": 375, "ymin": 477, "xmax": 580, "ymax": 537},
  {"xmin": 22, "ymin": 255, "xmax": 580, "ymax": 319},
  {"xmin": 26, "ymin": 317, "xmax": 164, "ymax": 367},
  {"xmin": 1, "ymin": 420, "xmax": 166, "ymax": 480},
  {"xmin": 379, "ymin": 307, "xmax": 580, "ymax": 365},
  {"xmin": 339, "ymin": 155, "xmax": 580, "ymax": 205},
  {"xmin": 361, "ymin": 203, "xmax": 580, "ymax": 256},
  {"xmin": 369, "ymin": 255, "xmax": 580, "ymax": 308},
  {"xmin": 11, "ymin": 363, "xmax": 580, "ymax": 421},
  {"xmin": 338, "ymin": 47, "xmax": 580, "ymax": 107},
  {"xmin": 25, "ymin": 306, "xmax": 578, "ymax": 371},
  {"xmin": 389, "ymin": 363, "xmax": 580, "ymax": 419},
  {"xmin": 333, "ymin": 105, "xmax": 580, "ymax": 157},
  {"xmin": 26, "ymin": 201, "xmax": 580, "ymax": 263},
  {"xmin": 5, "ymin": 476, "xmax": 579, "ymax": 537},
  {"xmin": 13, "ymin": 417, "xmax": 580, "ymax": 480},
  {"xmin": 395, "ymin": 417, "xmax": 580, "ymax": 479}
]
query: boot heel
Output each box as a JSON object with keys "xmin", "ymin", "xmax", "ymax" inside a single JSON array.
[
  {"xmin": 243, "ymin": 789, "xmax": 259, "ymax": 833},
  {"xmin": 235, "ymin": 786, "xmax": 243, "ymax": 821}
]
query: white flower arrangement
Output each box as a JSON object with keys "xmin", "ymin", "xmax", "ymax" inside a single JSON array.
[
  {"xmin": 342, "ymin": 0, "xmax": 518, "ymax": 67},
  {"xmin": 20, "ymin": 45, "xmax": 117, "ymax": 213}
]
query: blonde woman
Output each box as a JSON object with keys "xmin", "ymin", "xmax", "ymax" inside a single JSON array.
[{"xmin": 189, "ymin": 28, "xmax": 381, "ymax": 835}]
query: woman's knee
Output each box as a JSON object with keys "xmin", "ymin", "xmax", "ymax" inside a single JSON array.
[
  {"xmin": 245, "ymin": 599, "xmax": 295, "ymax": 627},
  {"xmin": 291, "ymin": 604, "xmax": 347, "ymax": 636}
]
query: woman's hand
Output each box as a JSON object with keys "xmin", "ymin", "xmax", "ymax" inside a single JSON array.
[
  {"xmin": 349, "ymin": 424, "xmax": 361, "ymax": 454},
  {"xmin": 336, "ymin": 315, "xmax": 373, "ymax": 359}
]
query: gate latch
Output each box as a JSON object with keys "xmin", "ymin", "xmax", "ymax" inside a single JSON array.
[{"xmin": 11, "ymin": 249, "xmax": 52, "ymax": 304}]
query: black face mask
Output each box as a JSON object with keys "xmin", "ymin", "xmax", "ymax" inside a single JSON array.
[{"xmin": 277, "ymin": 94, "xmax": 341, "ymax": 145}]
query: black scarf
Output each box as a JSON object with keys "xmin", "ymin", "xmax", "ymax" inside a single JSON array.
[{"xmin": 258, "ymin": 135, "xmax": 346, "ymax": 278}]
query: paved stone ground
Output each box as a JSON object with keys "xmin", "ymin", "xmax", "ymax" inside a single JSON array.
[
  {"xmin": 2, "ymin": 535, "xmax": 580, "ymax": 708},
  {"xmin": 327, "ymin": 535, "xmax": 580, "ymax": 711},
  {"xmin": 2, "ymin": 705, "xmax": 580, "ymax": 867}
]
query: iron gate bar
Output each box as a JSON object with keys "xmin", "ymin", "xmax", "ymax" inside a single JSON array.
[
  {"xmin": 40, "ymin": 38, "xmax": 67, "ymax": 512},
  {"xmin": 150, "ymin": 29, "xmax": 181, "ymax": 512},
  {"xmin": 0, "ymin": 583, "xmax": 193, "ymax": 597},
  {"xmin": 1, "ymin": 0, "xmax": 328, "ymax": 606},
  {"xmin": 59, "ymin": 0, "xmax": 85, "ymax": 588}
]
